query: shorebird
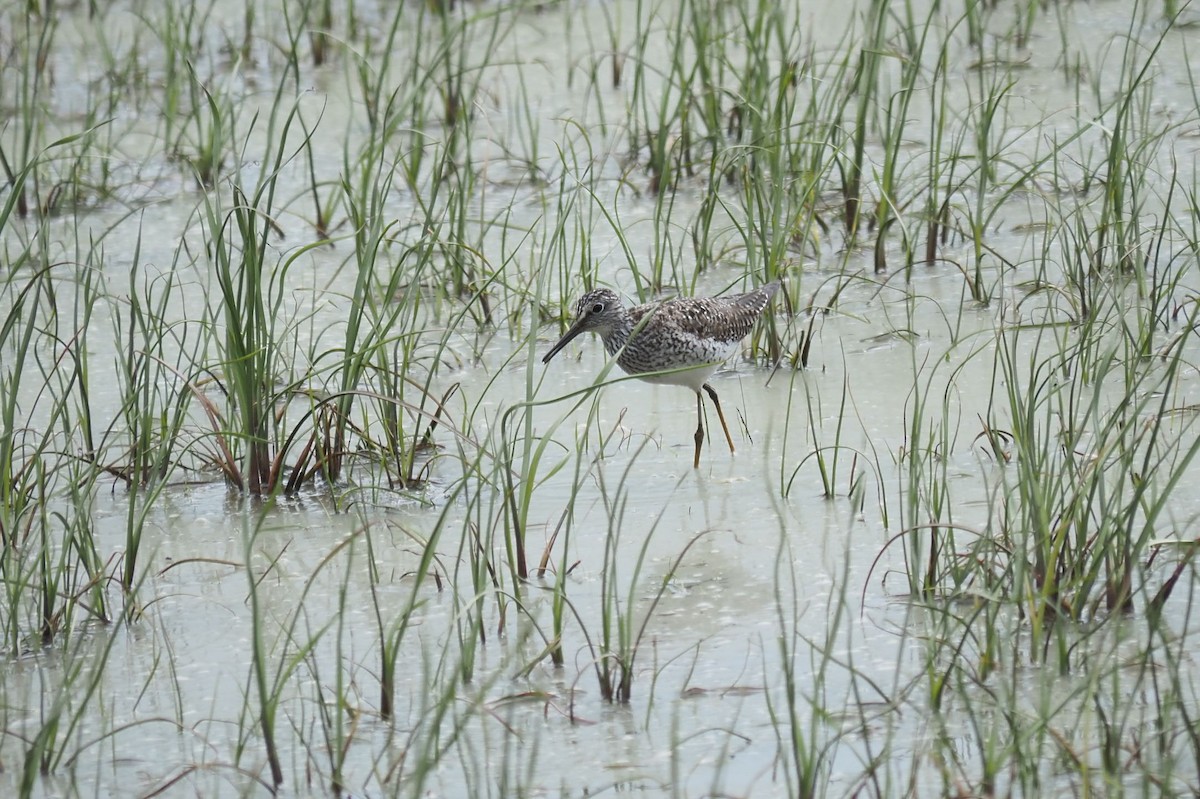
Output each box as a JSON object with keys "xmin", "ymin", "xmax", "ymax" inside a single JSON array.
[{"xmin": 542, "ymin": 279, "xmax": 780, "ymax": 468}]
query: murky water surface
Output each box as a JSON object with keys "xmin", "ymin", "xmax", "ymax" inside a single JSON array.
[{"xmin": 2, "ymin": 0, "xmax": 1200, "ymax": 796}]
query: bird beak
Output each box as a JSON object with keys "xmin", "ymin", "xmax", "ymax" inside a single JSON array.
[{"xmin": 542, "ymin": 317, "xmax": 589, "ymax": 364}]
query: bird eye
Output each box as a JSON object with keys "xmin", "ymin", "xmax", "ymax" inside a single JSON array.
[{"xmin": 590, "ymin": 302, "xmax": 605, "ymax": 314}]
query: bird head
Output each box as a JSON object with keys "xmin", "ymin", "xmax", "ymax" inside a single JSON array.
[{"xmin": 542, "ymin": 288, "xmax": 625, "ymax": 364}]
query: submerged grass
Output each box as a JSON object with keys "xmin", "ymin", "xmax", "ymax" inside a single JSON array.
[{"xmin": 3, "ymin": 0, "xmax": 1200, "ymax": 795}]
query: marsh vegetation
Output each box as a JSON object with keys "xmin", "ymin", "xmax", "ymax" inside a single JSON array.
[{"xmin": 2, "ymin": 0, "xmax": 1200, "ymax": 795}]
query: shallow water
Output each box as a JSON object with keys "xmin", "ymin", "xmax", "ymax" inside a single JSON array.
[{"xmin": 3, "ymin": 0, "xmax": 1200, "ymax": 796}]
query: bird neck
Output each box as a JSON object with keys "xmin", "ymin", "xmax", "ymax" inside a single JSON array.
[{"xmin": 601, "ymin": 312, "xmax": 636, "ymax": 358}]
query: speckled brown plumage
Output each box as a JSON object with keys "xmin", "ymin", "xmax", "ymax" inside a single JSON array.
[{"xmin": 543, "ymin": 280, "xmax": 780, "ymax": 468}]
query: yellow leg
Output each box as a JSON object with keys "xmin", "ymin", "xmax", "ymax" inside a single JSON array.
[
  {"xmin": 702, "ymin": 383, "xmax": 736, "ymax": 454},
  {"xmin": 693, "ymin": 392, "xmax": 705, "ymax": 469}
]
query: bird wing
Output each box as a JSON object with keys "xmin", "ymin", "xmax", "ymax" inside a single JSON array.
[{"xmin": 629, "ymin": 295, "xmax": 763, "ymax": 345}]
